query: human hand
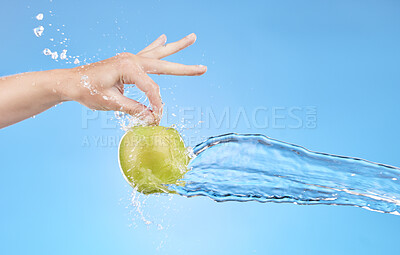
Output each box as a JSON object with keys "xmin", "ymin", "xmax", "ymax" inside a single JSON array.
[{"xmin": 61, "ymin": 33, "xmax": 206, "ymax": 125}]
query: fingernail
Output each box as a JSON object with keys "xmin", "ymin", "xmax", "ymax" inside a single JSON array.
[
  {"xmin": 198, "ymin": 65, "xmax": 207, "ymax": 72},
  {"xmin": 187, "ymin": 33, "xmax": 196, "ymax": 39}
]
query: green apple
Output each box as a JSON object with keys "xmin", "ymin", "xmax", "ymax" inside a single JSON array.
[{"xmin": 118, "ymin": 126, "xmax": 190, "ymax": 194}]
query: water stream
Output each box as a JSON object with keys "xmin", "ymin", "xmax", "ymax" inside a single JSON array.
[{"xmin": 169, "ymin": 133, "xmax": 400, "ymax": 215}]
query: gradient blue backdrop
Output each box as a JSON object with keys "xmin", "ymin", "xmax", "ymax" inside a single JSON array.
[{"xmin": 1, "ymin": 0, "xmax": 400, "ymax": 254}]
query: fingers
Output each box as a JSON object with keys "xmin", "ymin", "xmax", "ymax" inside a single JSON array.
[
  {"xmin": 142, "ymin": 58, "xmax": 207, "ymax": 76},
  {"xmin": 133, "ymin": 68, "xmax": 163, "ymax": 119},
  {"xmin": 107, "ymin": 92, "xmax": 158, "ymax": 125},
  {"xmin": 139, "ymin": 33, "xmax": 197, "ymax": 59},
  {"xmin": 137, "ymin": 34, "xmax": 167, "ymax": 55}
]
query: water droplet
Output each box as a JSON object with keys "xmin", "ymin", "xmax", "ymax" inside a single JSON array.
[
  {"xmin": 74, "ymin": 58, "xmax": 80, "ymax": 65},
  {"xmin": 33, "ymin": 26, "xmax": 44, "ymax": 37},
  {"xmin": 43, "ymin": 48, "xmax": 52, "ymax": 55},
  {"xmin": 114, "ymin": 111, "xmax": 125, "ymax": 119},
  {"xmin": 36, "ymin": 13, "xmax": 43, "ymax": 20},
  {"xmin": 51, "ymin": 51, "xmax": 58, "ymax": 60},
  {"xmin": 60, "ymin": 49, "xmax": 67, "ymax": 60}
]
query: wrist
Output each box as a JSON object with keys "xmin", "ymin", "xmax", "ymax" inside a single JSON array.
[{"xmin": 46, "ymin": 68, "xmax": 79, "ymax": 103}]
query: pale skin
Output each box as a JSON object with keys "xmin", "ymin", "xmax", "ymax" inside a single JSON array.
[{"xmin": 0, "ymin": 33, "xmax": 207, "ymax": 129}]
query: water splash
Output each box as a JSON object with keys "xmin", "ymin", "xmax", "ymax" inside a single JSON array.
[
  {"xmin": 32, "ymin": 9, "xmax": 85, "ymax": 65},
  {"xmin": 33, "ymin": 26, "xmax": 44, "ymax": 37},
  {"xmin": 168, "ymin": 133, "xmax": 400, "ymax": 215},
  {"xmin": 36, "ymin": 13, "xmax": 43, "ymax": 21},
  {"xmin": 121, "ymin": 185, "xmax": 176, "ymax": 233},
  {"xmin": 51, "ymin": 51, "xmax": 58, "ymax": 60},
  {"xmin": 60, "ymin": 49, "xmax": 67, "ymax": 60},
  {"xmin": 80, "ymin": 75, "xmax": 98, "ymax": 95},
  {"xmin": 43, "ymin": 48, "xmax": 52, "ymax": 56},
  {"xmin": 115, "ymin": 111, "xmax": 126, "ymax": 119}
]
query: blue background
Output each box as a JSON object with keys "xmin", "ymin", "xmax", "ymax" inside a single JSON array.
[{"xmin": 1, "ymin": 0, "xmax": 400, "ymax": 254}]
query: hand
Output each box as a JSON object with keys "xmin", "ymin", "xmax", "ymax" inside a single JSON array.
[
  {"xmin": 62, "ymin": 33, "xmax": 207, "ymax": 125},
  {"xmin": 0, "ymin": 33, "xmax": 206, "ymax": 128}
]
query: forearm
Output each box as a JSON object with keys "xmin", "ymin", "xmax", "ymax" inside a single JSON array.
[{"xmin": 0, "ymin": 69, "xmax": 71, "ymax": 128}]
